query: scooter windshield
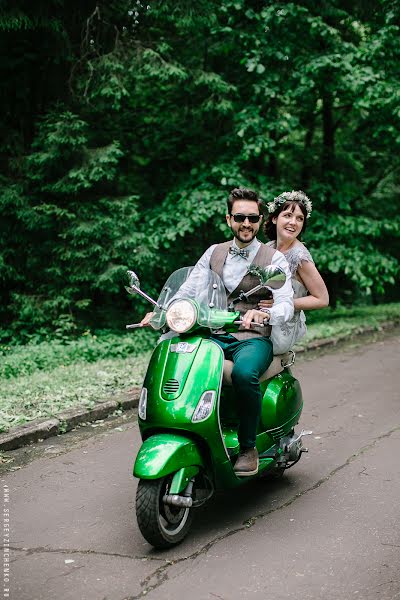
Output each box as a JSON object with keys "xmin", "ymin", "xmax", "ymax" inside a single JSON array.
[{"xmin": 150, "ymin": 266, "xmax": 228, "ymax": 330}]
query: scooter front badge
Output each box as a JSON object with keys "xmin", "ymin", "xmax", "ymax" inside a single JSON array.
[{"xmin": 170, "ymin": 342, "xmax": 197, "ymax": 353}]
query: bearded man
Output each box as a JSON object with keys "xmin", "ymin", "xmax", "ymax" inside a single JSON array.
[{"xmin": 142, "ymin": 187, "xmax": 294, "ymax": 475}]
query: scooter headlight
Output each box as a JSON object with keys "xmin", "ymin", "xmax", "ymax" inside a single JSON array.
[
  {"xmin": 192, "ymin": 391, "xmax": 216, "ymax": 423},
  {"xmin": 166, "ymin": 299, "xmax": 197, "ymax": 333},
  {"xmin": 138, "ymin": 387, "xmax": 147, "ymax": 420}
]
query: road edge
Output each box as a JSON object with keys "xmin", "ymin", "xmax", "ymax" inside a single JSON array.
[{"xmin": 0, "ymin": 320, "xmax": 397, "ymax": 451}]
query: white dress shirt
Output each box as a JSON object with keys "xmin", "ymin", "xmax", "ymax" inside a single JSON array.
[{"xmin": 185, "ymin": 238, "xmax": 294, "ymax": 326}]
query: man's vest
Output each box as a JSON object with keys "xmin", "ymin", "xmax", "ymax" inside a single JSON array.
[{"xmin": 209, "ymin": 241, "xmax": 276, "ymax": 341}]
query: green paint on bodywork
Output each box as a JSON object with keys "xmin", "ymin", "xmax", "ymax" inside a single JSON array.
[
  {"xmin": 161, "ymin": 338, "xmax": 200, "ymax": 400},
  {"xmin": 209, "ymin": 310, "xmax": 240, "ymax": 331},
  {"xmin": 260, "ymin": 371, "xmax": 303, "ymax": 431},
  {"xmin": 136, "ymin": 335, "xmax": 304, "ymax": 491},
  {"xmin": 140, "ymin": 337, "xmax": 225, "ymax": 448},
  {"xmin": 169, "ymin": 466, "xmax": 199, "ymax": 494},
  {"xmin": 133, "ymin": 432, "xmax": 205, "ymax": 479},
  {"xmin": 222, "ymin": 426, "xmax": 239, "ymax": 450},
  {"xmin": 258, "ymin": 457, "xmax": 274, "ymax": 469}
]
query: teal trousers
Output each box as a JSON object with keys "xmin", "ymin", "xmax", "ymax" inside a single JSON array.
[{"xmin": 211, "ymin": 334, "xmax": 273, "ymax": 449}]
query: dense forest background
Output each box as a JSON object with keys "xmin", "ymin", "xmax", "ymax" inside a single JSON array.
[{"xmin": 1, "ymin": 0, "xmax": 399, "ymax": 342}]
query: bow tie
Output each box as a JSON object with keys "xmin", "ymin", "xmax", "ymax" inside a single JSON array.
[{"xmin": 229, "ymin": 246, "xmax": 249, "ymax": 259}]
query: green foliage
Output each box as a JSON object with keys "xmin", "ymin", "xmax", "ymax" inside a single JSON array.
[
  {"xmin": 0, "ymin": 329, "xmax": 158, "ymax": 379},
  {"xmin": 0, "ymin": 0, "xmax": 399, "ymax": 336},
  {"xmin": 306, "ymin": 302, "xmax": 400, "ymax": 325},
  {"xmin": 1, "ymin": 108, "xmax": 143, "ymax": 338},
  {"xmin": 295, "ymin": 302, "xmax": 400, "ymax": 348},
  {"xmin": 308, "ymin": 214, "xmax": 399, "ymax": 294}
]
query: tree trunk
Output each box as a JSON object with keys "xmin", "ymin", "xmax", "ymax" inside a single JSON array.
[
  {"xmin": 321, "ymin": 91, "xmax": 335, "ymax": 211},
  {"xmin": 301, "ymin": 110, "xmax": 316, "ymax": 190},
  {"xmin": 267, "ymin": 130, "xmax": 278, "ymax": 179}
]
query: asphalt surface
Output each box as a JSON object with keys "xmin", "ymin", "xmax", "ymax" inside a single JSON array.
[{"xmin": 3, "ymin": 329, "xmax": 400, "ymax": 600}]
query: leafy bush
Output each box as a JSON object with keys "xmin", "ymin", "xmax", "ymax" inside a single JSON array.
[
  {"xmin": 1, "ymin": 2, "xmax": 400, "ymax": 338},
  {"xmin": 0, "ymin": 328, "xmax": 158, "ymax": 379}
]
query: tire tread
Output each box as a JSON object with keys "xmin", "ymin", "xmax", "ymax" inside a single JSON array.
[{"xmin": 136, "ymin": 478, "xmax": 193, "ymax": 549}]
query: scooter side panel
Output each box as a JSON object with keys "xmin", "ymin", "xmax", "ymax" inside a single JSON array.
[
  {"xmin": 140, "ymin": 336, "xmax": 222, "ymax": 430},
  {"xmin": 139, "ymin": 336, "xmax": 227, "ymax": 453},
  {"xmin": 260, "ymin": 371, "xmax": 303, "ymax": 432},
  {"xmin": 133, "ymin": 433, "xmax": 205, "ymax": 479}
]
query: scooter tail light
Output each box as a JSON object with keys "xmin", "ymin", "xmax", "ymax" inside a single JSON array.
[
  {"xmin": 192, "ymin": 391, "xmax": 216, "ymax": 423},
  {"xmin": 138, "ymin": 387, "xmax": 147, "ymax": 420}
]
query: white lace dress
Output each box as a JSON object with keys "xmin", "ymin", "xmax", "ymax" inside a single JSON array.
[{"xmin": 267, "ymin": 241, "xmax": 314, "ymax": 354}]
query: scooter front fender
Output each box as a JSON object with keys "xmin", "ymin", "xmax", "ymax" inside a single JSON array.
[{"xmin": 133, "ymin": 432, "xmax": 205, "ymax": 479}]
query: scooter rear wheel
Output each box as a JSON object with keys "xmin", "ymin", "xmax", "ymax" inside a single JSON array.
[{"xmin": 136, "ymin": 476, "xmax": 193, "ymax": 549}]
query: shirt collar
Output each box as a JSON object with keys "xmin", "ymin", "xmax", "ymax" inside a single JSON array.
[{"xmin": 231, "ymin": 237, "xmax": 260, "ymax": 256}]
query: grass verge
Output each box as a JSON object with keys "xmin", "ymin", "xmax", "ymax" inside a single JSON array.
[
  {"xmin": 0, "ymin": 353, "xmax": 151, "ymax": 433},
  {"xmin": 295, "ymin": 303, "xmax": 400, "ymax": 348},
  {"xmin": 0, "ymin": 303, "xmax": 399, "ymax": 433}
]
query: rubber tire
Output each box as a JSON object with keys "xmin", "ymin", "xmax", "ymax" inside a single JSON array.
[{"xmin": 136, "ymin": 477, "xmax": 193, "ymax": 549}]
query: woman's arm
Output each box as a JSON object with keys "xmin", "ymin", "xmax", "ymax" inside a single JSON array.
[{"xmin": 295, "ymin": 260, "xmax": 329, "ymax": 310}]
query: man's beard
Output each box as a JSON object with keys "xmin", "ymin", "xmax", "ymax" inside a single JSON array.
[{"xmin": 231, "ymin": 226, "xmax": 257, "ymax": 245}]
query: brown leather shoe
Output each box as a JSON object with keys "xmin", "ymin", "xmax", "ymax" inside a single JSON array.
[{"xmin": 234, "ymin": 447, "xmax": 259, "ymax": 476}]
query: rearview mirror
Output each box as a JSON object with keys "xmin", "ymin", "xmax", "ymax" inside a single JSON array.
[
  {"xmin": 247, "ymin": 265, "xmax": 286, "ymax": 290},
  {"xmin": 128, "ymin": 270, "xmax": 140, "ymax": 289},
  {"xmin": 125, "ymin": 270, "xmax": 161, "ymax": 308},
  {"xmin": 125, "ymin": 270, "xmax": 141, "ymax": 296},
  {"xmin": 229, "ymin": 265, "xmax": 286, "ymax": 308}
]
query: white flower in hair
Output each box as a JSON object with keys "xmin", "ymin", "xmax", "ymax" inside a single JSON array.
[{"xmin": 267, "ymin": 190, "xmax": 312, "ymax": 218}]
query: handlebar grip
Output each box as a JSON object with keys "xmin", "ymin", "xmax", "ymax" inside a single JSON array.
[
  {"xmin": 126, "ymin": 323, "xmax": 145, "ymax": 329},
  {"xmin": 233, "ymin": 320, "xmax": 267, "ymax": 328}
]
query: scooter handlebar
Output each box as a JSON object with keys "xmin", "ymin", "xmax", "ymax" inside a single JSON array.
[
  {"xmin": 233, "ymin": 320, "xmax": 267, "ymax": 328},
  {"xmin": 127, "ymin": 318, "xmax": 264, "ymax": 331}
]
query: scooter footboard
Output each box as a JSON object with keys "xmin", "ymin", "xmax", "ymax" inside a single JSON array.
[{"xmin": 133, "ymin": 433, "xmax": 205, "ymax": 479}]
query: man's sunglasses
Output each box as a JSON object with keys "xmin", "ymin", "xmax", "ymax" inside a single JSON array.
[{"xmin": 230, "ymin": 213, "xmax": 262, "ymax": 224}]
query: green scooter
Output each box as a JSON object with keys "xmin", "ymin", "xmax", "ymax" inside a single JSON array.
[{"xmin": 126, "ymin": 266, "xmax": 311, "ymax": 549}]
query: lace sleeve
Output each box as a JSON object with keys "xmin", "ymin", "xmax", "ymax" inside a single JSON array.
[{"xmin": 285, "ymin": 244, "xmax": 314, "ymax": 276}]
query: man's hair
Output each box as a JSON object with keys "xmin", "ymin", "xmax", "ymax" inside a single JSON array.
[{"xmin": 227, "ymin": 187, "xmax": 264, "ymax": 214}]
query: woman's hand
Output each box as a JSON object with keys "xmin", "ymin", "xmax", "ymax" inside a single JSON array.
[{"xmin": 258, "ymin": 298, "xmax": 274, "ymax": 310}]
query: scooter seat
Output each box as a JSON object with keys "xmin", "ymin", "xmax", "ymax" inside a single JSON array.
[{"xmin": 223, "ymin": 353, "xmax": 292, "ymax": 386}]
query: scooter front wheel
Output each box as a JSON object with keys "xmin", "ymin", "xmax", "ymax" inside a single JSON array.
[{"xmin": 136, "ymin": 476, "xmax": 193, "ymax": 549}]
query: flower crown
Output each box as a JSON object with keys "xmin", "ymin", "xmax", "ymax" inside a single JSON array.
[{"xmin": 267, "ymin": 190, "xmax": 312, "ymax": 218}]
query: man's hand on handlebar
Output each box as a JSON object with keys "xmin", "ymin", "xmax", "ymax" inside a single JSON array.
[
  {"xmin": 140, "ymin": 312, "xmax": 154, "ymax": 327},
  {"xmin": 241, "ymin": 309, "xmax": 270, "ymax": 329}
]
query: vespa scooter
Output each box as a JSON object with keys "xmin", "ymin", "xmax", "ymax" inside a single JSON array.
[{"xmin": 126, "ymin": 265, "xmax": 311, "ymax": 548}]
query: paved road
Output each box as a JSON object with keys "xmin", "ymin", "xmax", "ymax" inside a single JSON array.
[{"xmin": 4, "ymin": 330, "xmax": 400, "ymax": 600}]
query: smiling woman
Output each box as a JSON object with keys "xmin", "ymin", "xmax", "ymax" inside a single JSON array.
[{"xmin": 260, "ymin": 191, "xmax": 329, "ymax": 354}]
